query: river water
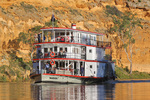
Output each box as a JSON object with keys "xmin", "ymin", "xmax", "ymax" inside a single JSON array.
[{"xmin": 0, "ymin": 80, "xmax": 150, "ymax": 100}]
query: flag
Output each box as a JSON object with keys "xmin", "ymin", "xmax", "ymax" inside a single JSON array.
[{"xmin": 51, "ymin": 14, "xmax": 55, "ymax": 22}]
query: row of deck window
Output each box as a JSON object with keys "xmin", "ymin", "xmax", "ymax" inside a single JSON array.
[
  {"xmin": 43, "ymin": 46, "xmax": 85, "ymax": 54},
  {"xmin": 36, "ymin": 46, "xmax": 86, "ymax": 59}
]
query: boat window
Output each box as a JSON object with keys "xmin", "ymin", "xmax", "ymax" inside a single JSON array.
[
  {"xmin": 65, "ymin": 48, "xmax": 67, "ymax": 52},
  {"xmin": 54, "ymin": 46, "xmax": 57, "ymax": 52},
  {"xmin": 89, "ymin": 49, "xmax": 92, "ymax": 53},
  {"xmin": 60, "ymin": 47, "xmax": 63, "ymax": 51},
  {"xmin": 74, "ymin": 48, "xmax": 76, "ymax": 54},
  {"xmin": 67, "ymin": 32, "xmax": 69, "ymax": 35},
  {"xmin": 60, "ymin": 33, "xmax": 65, "ymax": 36},
  {"xmin": 50, "ymin": 48, "xmax": 53, "ymax": 51},
  {"xmin": 44, "ymin": 48, "xmax": 48, "ymax": 53},
  {"xmin": 81, "ymin": 47, "xmax": 85, "ymax": 54},
  {"xmin": 90, "ymin": 65, "xmax": 92, "ymax": 68},
  {"xmin": 72, "ymin": 48, "xmax": 75, "ymax": 53},
  {"xmin": 75, "ymin": 48, "xmax": 78, "ymax": 54}
]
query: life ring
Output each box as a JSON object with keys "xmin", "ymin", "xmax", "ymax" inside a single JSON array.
[
  {"xmin": 50, "ymin": 60, "xmax": 55, "ymax": 65},
  {"xmin": 50, "ymin": 52, "xmax": 55, "ymax": 57}
]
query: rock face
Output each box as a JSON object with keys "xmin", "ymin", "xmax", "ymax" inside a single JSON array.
[
  {"xmin": 126, "ymin": 0, "xmax": 150, "ymax": 10},
  {"xmin": 0, "ymin": 0, "xmax": 149, "ymax": 72}
]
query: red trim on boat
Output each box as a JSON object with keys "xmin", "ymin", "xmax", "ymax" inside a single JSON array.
[
  {"xmin": 43, "ymin": 73, "xmax": 101, "ymax": 79},
  {"xmin": 40, "ymin": 27, "xmax": 104, "ymax": 35},
  {"xmin": 32, "ymin": 58, "xmax": 115, "ymax": 63},
  {"xmin": 33, "ymin": 42, "xmax": 111, "ymax": 49},
  {"xmin": 35, "ymin": 46, "xmax": 41, "ymax": 48}
]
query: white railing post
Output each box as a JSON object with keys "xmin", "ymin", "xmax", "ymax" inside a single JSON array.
[{"xmin": 39, "ymin": 60, "xmax": 41, "ymax": 74}]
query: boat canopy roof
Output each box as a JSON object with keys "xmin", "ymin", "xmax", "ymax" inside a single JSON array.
[{"xmin": 40, "ymin": 27, "xmax": 104, "ymax": 36}]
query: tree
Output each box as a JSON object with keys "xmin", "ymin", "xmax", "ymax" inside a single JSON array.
[{"xmin": 105, "ymin": 5, "xmax": 143, "ymax": 74}]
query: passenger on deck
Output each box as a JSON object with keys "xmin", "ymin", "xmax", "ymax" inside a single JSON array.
[
  {"xmin": 80, "ymin": 65, "xmax": 84, "ymax": 76},
  {"xmin": 69, "ymin": 64, "xmax": 73, "ymax": 75},
  {"xmin": 38, "ymin": 51, "xmax": 43, "ymax": 58},
  {"xmin": 43, "ymin": 34, "xmax": 46, "ymax": 42},
  {"xmin": 48, "ymin": 50, "xmax": 52, "ymax": 58},
  {"xmin": 51, "ymin": 64, "xmax": 56, "ymax": 74},
  {"xmin": 60, "ymin": 37, "xmax": 65, "ymax": 42},
  {"xmin": 37, "ymin": 66, "xmax": 39, "ymax": 74},
  {"xmin": 63, "ymin": 50, "xmax": 66, "ymax": 58},
  {"xmin": 34, "ymin": 33, "xmax": 38, "ymax": 43},
  {"xmin": 38, "ymin": 33, "xmax": 41, "ymax": 43},
  {"xmin": 71, "ymin": 34, "xmax": 74, "ymax": 42},
  {"xmin": 45, "ymin": 62, "xmax": 50, "ymax": 73},
  {"xmin": 59, "ymin": 50, "xmax": 63, "ymax": 58}
]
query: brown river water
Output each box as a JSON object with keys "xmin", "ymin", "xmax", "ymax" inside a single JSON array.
[{"xmin": 0, "ymin": 80, "xmax": 150, "ymax": 100}]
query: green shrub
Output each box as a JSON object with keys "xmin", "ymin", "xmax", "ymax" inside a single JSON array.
[
  {"xmin": 17, "ymin": 32, "xmax": 29, "ymax": 44},
  {"xmin": 115, "ymin": 66, "xmax": 150, "ymax": 79},
  {"xmin": 45, "ymin": 20, "xmax": 58, "ymax": 27},
  {"xmin": 10, "ymin": 7, "xmax": 13, "ymax": 9},
  {"xmin": 115, "ymin": 66, "xmax": 130, "ymax": 79},
  {"xmin": 45, "ymin": 7, "xmax": 48, "ymax": 10},
  {"xmin": 1, "ymin": 75, "xmax": 7, "ymax": 82},
  {"xmin": 112, "ymin": 59, "xmax": 116, "ymax": 63},
  {"xmin": 104, "ymin": 54, "xmax": 112, "ymax": 60},
  {"xmin": 29, "ymin": 25, "xmax": 42, "ymax": 33},
  {"xmin": 105, "ymin": 5, "xmax": 122, "ymax": 17},
  {"xmin": 124, "ymin": 66, "xmax": 129, "ymax": 73},
  {"xmin": 69, "ymin": 9, "xmax": 82, "ymax": 16},
  {"xmin": 8, "ymin": 67, "xmax": 16, "ymax": 76},
  {"xmin": 0, "ymin": 65, "xmax": 8, "ymax": 74},
  {"xmin": 20, "ymin": 2, "xmax": 37, "ymax": 12}
]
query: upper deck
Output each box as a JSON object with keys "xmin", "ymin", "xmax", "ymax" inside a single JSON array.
[{"xmin": 34, "ymin": 27, "xmax": 111, "ymax": 48}]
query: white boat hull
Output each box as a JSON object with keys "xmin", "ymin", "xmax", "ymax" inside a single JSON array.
[
  {"xmin": 30, "ymin": 73, "xmax": 115, "ymax": 84},
  {"xmin": 42, "ymin": 74, "xmax": 82, "ymax": 83}
]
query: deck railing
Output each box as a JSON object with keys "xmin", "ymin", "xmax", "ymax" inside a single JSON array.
[
  {"xmin": 34, "ymin": 52, "xmax": 86, "ymax": 59},
  {"xmin": 35, "ymin": 36, "xmax": 111, "ymax": 48}
]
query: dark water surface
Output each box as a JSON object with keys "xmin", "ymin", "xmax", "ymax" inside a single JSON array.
[{"xmin": 0, "ymin": 80, "xmax": 150, "ymax": 100}]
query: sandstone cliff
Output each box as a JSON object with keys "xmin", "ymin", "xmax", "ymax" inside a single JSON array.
[{"xmin": 0, "ymin": 0, "xmax": 149, "ymax": 78}]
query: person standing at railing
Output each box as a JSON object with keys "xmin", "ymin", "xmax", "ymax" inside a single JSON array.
[
  {"xmin": 34, "ymin": 33, "xmax": 38, "ymax": 43},
  {"xmin": 38, "ymin": 33, "xmax": 41, "ymax": 43},
  {"xmin": 80, "ymin": 65, "xmax": 84, "ymax": 76},
  {"xmin": 59, "ymin": 50, "xmax": 63, "ymax": 58},
  {"xmin": 60, "ymin": 37, "xmax": 65, "ymax": 42},
  {"xmin": 71, "ymin": 34, "xmax": 74, "ymax": 42},
  {"xmin": 36, "ymin": 66, "xmax": 39, "ymax": 74},
  {"xmin": 45, "ymin": 62, "xmax": 50, "ymax": 73},
  {"xmin": 43, "ymin": 34, "xmax": 46, "ymax": 42},
  {"xmin": 38, "ymin": 51, "xmax": 43, "ymax": 58},
  {"xmin": 51, "ymin": 64, "xmax": 56, "ymax": 74},
  {"xmin": 48, "ymin": 50, "xmax": 52, "ymax": 58},
  {"xmin": 63, "ymin": 50, "xmax": 66, "ymax": 58}
]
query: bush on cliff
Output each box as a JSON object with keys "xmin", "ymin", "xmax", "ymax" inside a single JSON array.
[{"xmin": 115, "ymin": 66, "xmax": 150, "ymax": 79}]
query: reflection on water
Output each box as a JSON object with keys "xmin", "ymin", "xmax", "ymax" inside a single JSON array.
[
  {"xmin": 0, "ymin": 81, "xmax": 150, "ymax": 100},
  {"xmin": 31, "ymin": 83, "xmax": 115, "ymax": 100},
  {"xmin": 31, "ymin": 82, "xmax": 150, "ymax": 100},
  {"xmin": 0, "ymin": 82, "xmax": 31, "ymax": 100}
]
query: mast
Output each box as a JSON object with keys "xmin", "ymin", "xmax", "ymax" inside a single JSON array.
[{"xmin": 51, "ymin": 11, "xmax": 55, "ymax": 42}]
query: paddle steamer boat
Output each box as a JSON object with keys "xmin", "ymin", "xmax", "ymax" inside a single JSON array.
[{"xmin": 30, "ymin": 23, "xmax": 115, "ymax": 84}]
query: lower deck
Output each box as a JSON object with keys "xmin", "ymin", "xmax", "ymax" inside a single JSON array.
[{"xmin": 32, "ymin": 59, "xmax": 115, "ymax": 79}]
